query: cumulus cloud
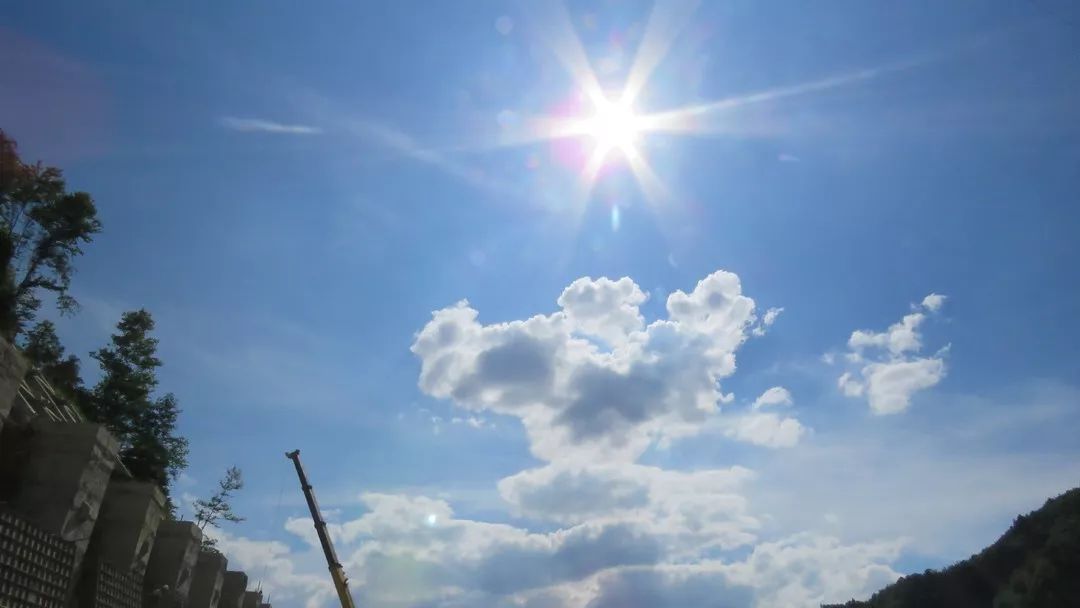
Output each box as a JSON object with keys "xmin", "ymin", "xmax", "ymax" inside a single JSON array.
[
  {"xmin": 723, "ymin": 412, "xmax": 808, "ymax": 448},
  {"xmin": 558, "ymin": 277, "xmax": 647, "ymax": 348},
  {"xmin": 752, "ymin": 386, "xmax": 793, "ymax": 409},
  {"xmin": 285, "ymin": 493, "xmax": 667, "ymax": 604},
  {"xmin": 498, "ymin": 463, "xmax": 758, "ymax": 553},
  {"xmin": 837, "ymin": 295, "xmax": 948, "ymax": 414},
  {"xmin": 862, "ymin": 358, "xmax": 946, "ymax": 415},
  {"xmin": 585, "ymin": 533, "xmax": 901, "ymax": 608},
  {"xmin": 258, "ymin": 486, "xmax": 898, "ymax": 608},
  {"xmin": 219, "ymin": 270, "xmax": 934, "ymax": 608},
  {"xmin": 848, "ymin": 312, "xmax": 925, "ymax": 356},
  {"xmin": 921, "ymin": 293, "xmax": 947, "ymax": 312},
  {"xmin": 219, "ymin": 116, "xmax": 322, "ymax": 134},
  {"xmin": 411, "ymin": 270, "xmax": 768, "ymax": 461},
  {"xmin": 208, "ymin": 529, "xmax": 333, "ymax": 608}
]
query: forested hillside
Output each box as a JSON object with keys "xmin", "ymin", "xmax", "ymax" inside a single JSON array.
[{"xmin": 824, "ymin": 487, "xmax": 1080, "ymax": 608}]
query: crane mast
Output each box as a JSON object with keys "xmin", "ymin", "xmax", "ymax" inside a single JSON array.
[{"xmin": 286, "ymin": 450, "xmax": 357, "ymax": 608}]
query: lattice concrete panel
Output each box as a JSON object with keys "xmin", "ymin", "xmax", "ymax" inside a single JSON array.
[
  {"xmin": 81, "ymin": 559, "xmax": 143, "ymax": 608},
  {"xmin": 0, "ymin": 507, "xmax": 75, "ymax": 608}
]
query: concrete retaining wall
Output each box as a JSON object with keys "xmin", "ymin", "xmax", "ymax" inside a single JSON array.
[
  {"xmin": 144, "ymin": 521, "xmax": 203, "ymax": 607},
  {"xmin": 188, "ymin": 551, "xmax": 228, "ymax": 608},
  {"xmin": 218, "ymin": 572, "xmax": 248, "ymax": 608},
  {"xmin": 0, "ymin": 505, "xmax": 76, "ymax": 608},
  {"xmin": 0, "ymin": 339, "xmax": 259, "ymax": 608},
  {"xmin": 93, "ymin": 479, "xmax": 167, "ymax": 576},
  {"xmin": 13, "ymin": 420, "xmax": 119, "ymax": 590}
]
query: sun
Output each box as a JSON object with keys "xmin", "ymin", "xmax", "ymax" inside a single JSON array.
[{"xmin": 577, "ymin": 94, "xmax": 642, "ymax": 160}]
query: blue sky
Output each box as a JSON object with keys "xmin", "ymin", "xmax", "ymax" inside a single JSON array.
[{"xmin": 3, "ymin": 1, "xmax": 1080, "ymax": 606}]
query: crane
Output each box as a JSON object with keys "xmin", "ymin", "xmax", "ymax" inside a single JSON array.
[{"xmin": 286, "ymin": 449, "xmax": 357, "ymax": 608}]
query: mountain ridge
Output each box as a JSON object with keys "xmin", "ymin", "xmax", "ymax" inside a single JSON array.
[{"xmin": 823, "ymin": 486, "xmax": 1080, "ymax": 607}]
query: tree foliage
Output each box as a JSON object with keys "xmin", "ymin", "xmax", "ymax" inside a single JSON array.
[
  {"xmin": 822, "ymin": 487, "xmax": 1080, "ymax": 608},
  {"xmin": 19, "ymin": 319, "xmax": 84, "ymax": 400},
  {"xmin": 194, "ymin": 466, "xmax": 245, "ymax": 551},
  {"xmin": 0, "ymin": 131, "xmax": 102, "ymax": 340},
  {"xmin": 1, "ymin": 131, "xmax": 192, "ymax": 516},
  {"xmin": 85, "ymin": 309, "xmax": 189, "ymax": 498}
]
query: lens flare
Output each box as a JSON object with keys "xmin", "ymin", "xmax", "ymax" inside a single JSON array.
[{"xmin": 577, "ymin": 96, "xmax": 641, "ymax": 158}]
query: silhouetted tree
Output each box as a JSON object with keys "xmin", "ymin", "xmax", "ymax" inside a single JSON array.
[
  {"xmin": 194, "ymin": 466, "xmax": 245, "ymax": 551},
  {"xmin": 19, "ymin": 319, "xmax": 84, "ymax": 399},
  {"xmin": 0, "ymin": 131, "xmax": 102, "ymax": 340},
  {"xmin": 86, "ymin": 310, "xmax": 188, "ymax": 499}
]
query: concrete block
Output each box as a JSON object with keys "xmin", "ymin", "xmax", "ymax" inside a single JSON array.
[
  {"xmin": 144, "ymin": 521, "xmax": 202, "ymax": 608},
  {"xmin": 241, "ymin": 590, "xmax": 262, "ymax": 608},
  {"xmin": 188, "ymin": 551, "xmax": 228, "ymax": 608},
  {"xmin": 0, "ymin": 506, "xmax": 78, "ymax": 608},
  {"xmin": 12, "ymin": 420, "xmax": 119, "ymax": 570},
  {"xmin": 218, "ymin": 571, "xmax": 248, "ymax": 608},
  {"xmin": 91, "ymin": 479, "xmax": 167, "ymax": 576},
  {"xmin": 0, "ymin": 338, "xmax": 28, "ymax": 436}
]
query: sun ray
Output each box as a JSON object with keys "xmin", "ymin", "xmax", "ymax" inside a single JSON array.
[
  {"xmin": 640, "ymin": 59, "xmax": 924, "ymax": 136},
  {"xmin": 524, "ymin": 2, "xmax": 606, "ymax": 107},
  {"xmin": 447, "ymin": 5, "xmax": 931, "ymax": 222},
  {"xmin": 624, "ymin": 144, "xmax": 669, "ymax": 206},
  {"xmin": 622, "ymin": 0, "xmax": 701, "ymax": 106}
]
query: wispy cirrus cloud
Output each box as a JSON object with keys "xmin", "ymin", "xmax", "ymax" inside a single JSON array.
[
  {"xmin": 342, "ymin": 119, "xmax": 517, "ymax": 196},
  {"xmin": 219, "ymin": 116, "xmax": 322, "ymax": 134}
]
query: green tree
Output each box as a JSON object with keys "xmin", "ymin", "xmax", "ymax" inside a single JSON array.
[
  {"xmin": 193, "ymin": 466, "xmax": 245, "ymax": 551},
  {"xmin": 0, "ymin": 131, "xmax": 102, "ymax": 340},
  {"xmin": 86, "ymin": 309, "xmax": 188, "ymax": 498},
  {"xmin": 19, "ymin": 319, "xmax": 84, "ymax": 399}
]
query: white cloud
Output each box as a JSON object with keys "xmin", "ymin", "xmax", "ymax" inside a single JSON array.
[
  {"xmin": 205, "ymin": 274, "xmax": 1080, "ymax": 608},
  {"xmin": 557, "ymin": 277, "xmax": 647, "ymax": 348},
  {"xmin": 921, "ymin": 293, "xmax": 947, "ymax": 312},
  {"xmin": 749, "ymin": 382, "xmax": 1080, "ymax": 558},
  {"xmin": 498, "ymin": 463, "xmax": 758, "ymax": 553},
  {"xmin": 258, "ymin": 487, "xmax": 898, "ymax": 608},
  {"xmin": 752, "ymin": 306, "xmax": 785, "ymax": 336},
  {"xmin": 411, "ymin": 270, "xmax": 766, "ymax": 462},
  {"xmin": 838, "ymin": 295, "xmax": 948, "ymax": 414},
  {"xmin": 730, "ymin": 534, "xmax": 903, "ymax": 607},
  {"xmin": 752, "ymin": 386, "xmax": 793, "ymax": 409},
  {"xmin": 583, "ymin": 533, "xmax": 901, "ymax": 608},
  {"xmin": 328, "ymin": 493, "xmax": 668, "ymax": 604},
  {"xmin": 219, "ymin": 116, "xmax": 322, "ymax": 134},
  {"xmin": 452, "ymin": 415, "xmax": 492, "ymax": 429},
  {"xmin": 848, "ymin": 312, "xmax": 924, "ymax": 356},
  {"xmin": 838, "ymin": 371, "xmax": 864, "ymax": 397},
  {"xmin": 762, "ymin": 307, "xmax": 784, "ymax": 326},
  {"xmin": 724, "ymin": 412, "xmax": 808, "ymax": 448},
  {"xmin": 208, "ymin": 529, "xmax": 333, "ymax": 608},
  {"xmin": 717, "ymin": 388, "xmax": 808, "ymax": 448},
  {"xmin": 863, "ymin": 357, "xmax": 946, "ymax": 415}
]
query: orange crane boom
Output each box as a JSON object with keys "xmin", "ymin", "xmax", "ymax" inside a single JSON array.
[{"xmin": 286, "ymin": 450, "xmax": 357, "ymax": 608}]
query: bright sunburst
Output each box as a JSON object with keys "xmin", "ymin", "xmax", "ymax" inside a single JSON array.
[
  {"xmin": 576, "ymin": 94, "xmax": 642, "ymax": 161},
  {"xmin": 489, "ymin": 2, "xmax": 902, "ymax": 209}
]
